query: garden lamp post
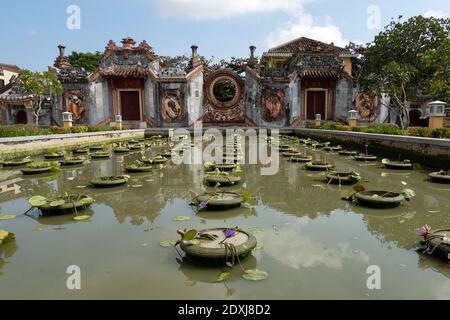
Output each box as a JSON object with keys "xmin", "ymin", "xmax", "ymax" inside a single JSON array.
[
  {"xmin": 348, "ymin": 109, "xmax": 358, "ymax": 128},
  {"xmin": 315, "ymin": 114, "xmax": 322, "ymax": 127},
  {"xmin": 62, "ymin": 111, "xmax": 73, "ymax": 129},
  {"xmin": 115, "ymin": 114, "xmax": 122, "ymax": 130},
  {"xmin": 427, "ymin": 101, "xmax": 447, "ymax": 131}
]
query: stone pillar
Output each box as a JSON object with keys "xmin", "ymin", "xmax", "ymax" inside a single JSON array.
[
  {"xmin": 428, "ymin": 101, "xmax": 446, "ymax": 131},
  {"xmin": 315, "ymin": 114, "xmax": 322, "ymax": 127},
  {"xmin": 348, "ymin": 109, "xmax": 358, "ymax": 128},
  {"xmin": 115, "ymin": 114, "xmax": 122, "ymax": 130},
  {"xmin": 62, "ymin": 112, "xmax": 73, "ymax": 129}
]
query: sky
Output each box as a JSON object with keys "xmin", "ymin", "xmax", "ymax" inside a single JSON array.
[{"xmin": 0, "ymin": 0, "xmax": 449, "ymax": 71}]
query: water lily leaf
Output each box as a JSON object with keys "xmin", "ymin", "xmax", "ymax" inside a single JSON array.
[
  {"xmin": 73, "ymin": 215, "xmax": 91, "ymax": 221},
  {"xmin": 32, "ymin": 225, "xmax": 48, "ymax": 232},
  {"xmin": 174, "ymin": 216, "xmax": 191, "ymax": 221},
  {"xmin": 248, "ymin": 227, "xmax": 263, "ymax": 234},
  {"xmin": 50, "ymin": 199, "xmax": 65, "ymax": 207},
  {"xmin": 242, "ymin": 192, "xmax": 253, "ymax": 203},
  {"xmin": 78, "ymin": 197, "xmax": 94, "ymax": 206},
  {"xmin": 242, "ymin": 269, "xmax": 268, "ymax": 281},
  {"xmin": 76, "ymin": 185, "xmax": 87, "ymax": 189},
  {"xmin": 401, "ymin": 188, "xmax": 416, "ymax": 199},
  {"xmin": 182, "ymin": 229, "xmax": 197, "ymax": 241},
  {"xmin": 213, "ymin": 272, "xmax": 230, "ymax": 283},
  {"xmin": 183, "ymin": 239, "xmax": 201, "ymax": 245},
  {"xmin": 132, "ymin": 185, "xmax": 143, "ymax": 188},
  {"xmin": 0, "ymin": 230, "xmax": 16, "ymax": 244},
  {"xmin": 0, "ymin": 215, "xmax": 16, "ymax": 220},
  {"xmin": 159, "ymin": 240, "xmax": 177, "ymax": 247},
  {"xmin": 29, "ymin": 196, "xmax": 48, "ymax": 207}
]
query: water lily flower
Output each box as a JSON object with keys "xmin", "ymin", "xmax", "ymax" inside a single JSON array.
[
  {"xmin": 419, "ymin": 224, "xmax": 430, "ymax": 237},
  {"xmin": 199, "ymin": 202, "xmax": 207, "ymax": 210},
  {"xmin": 224, "ymin": 229, "xmax": 236, "ymax": 238}
]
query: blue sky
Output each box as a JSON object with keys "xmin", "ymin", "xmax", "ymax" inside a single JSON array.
[{"xmin": 0, "ymin": 0, "xmax": 448, "ymax": 71}]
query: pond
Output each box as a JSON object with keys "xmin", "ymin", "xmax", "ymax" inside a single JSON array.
[{"xmin": 0, "ymin": 136, "xmax": 449, "ymax": 299}]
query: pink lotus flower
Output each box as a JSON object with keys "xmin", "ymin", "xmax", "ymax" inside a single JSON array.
[{"xmin": 419, "ymin": 224, "xmax": 430, "ymax": 237}]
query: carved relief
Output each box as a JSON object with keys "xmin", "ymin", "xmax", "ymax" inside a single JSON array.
[
  {"xmin": 160, "ymin": 89, "xmax": 185, "ymax": 123},
  {"xmin": 64, "ymin": 90, "xmax": 86, "ymax": 122},
  {"xmin": 261, "ymin": 89, "xmax": 285, "ymax": 122},
  {"xmin": 356, "ymin": 93, "xmax": 379, "ymax": 122}
]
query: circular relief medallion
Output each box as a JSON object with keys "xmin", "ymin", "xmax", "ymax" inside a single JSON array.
[
  {"xmin": 205, "ymin": 70, "xmax": 244, "ymax": 109},
  {"xmin": 161, "ymin": 89, "xmax": 185, "ymax": 123}
]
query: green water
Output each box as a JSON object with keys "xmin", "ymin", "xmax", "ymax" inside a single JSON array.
[{"xmin": 0, "ymin": 139, "xmax": 449, "ymax": 299}]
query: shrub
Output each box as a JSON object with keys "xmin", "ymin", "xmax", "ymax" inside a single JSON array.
[
  {"xmin": 0, "ymin": 125, "xmax": 51, "ymax": 137},
  {"xmin": 319, "ymin": 122, "xmax": 338, "ymax": 130},
  {"xmin": 406, "ymin": 127, "xmax": 429, "ymax": 137},
  {"xmin": 71, "ymin": 126, "xmax": 89, "ymax": 133},
  {"xmin": 363, "ymin": 124, "xmax": 404, "ymax": 135},
  {"xmin": 49, "ymin": 126, "xmax": 71, "ymax": 134},
  {"xmin": 352, "ymin": 126, "xmax": 368, "ymax": 132},
  {"xmin": 335, "ymin": 124, "xmax": 351, "ymax": 131},
  {"xmin": 87, "ymin": 125, "xmax": 116, "ymax": 132},
  {"xmin": 432, "ymin": 128, "xmax": 450, "ymax": 139}
]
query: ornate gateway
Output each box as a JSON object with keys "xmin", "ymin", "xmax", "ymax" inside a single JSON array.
[{"xmin": 203, "ymin": 69, "xmax": 245, "ymax": 125}]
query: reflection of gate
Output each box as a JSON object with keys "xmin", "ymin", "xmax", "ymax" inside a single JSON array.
[
  {"xmin": 203, "ymin": 69, "xmax": 245, "ymax": 126},
  {"xmin": 16, "ymin": 110, "xmax": 27, "ymax": 124},
  {"xmin": 120, "ymin": 90, "xmax": 141, "ymax": 121},
  {"xmin": 306, "ymin": 90, "xmax": 326, "ymax": 120}
]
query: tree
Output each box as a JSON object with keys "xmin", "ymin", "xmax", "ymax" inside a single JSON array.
[
  {"xmin": 67, "ymin": 51, "xmax": 102, "ymax": 73},
  {"xmin": 358, "ymin": 15, "xmax": 450, "ymax": 129},
  {"xmin": 16, "ymin": 70, "xmax": 63, "ymax": 126}
]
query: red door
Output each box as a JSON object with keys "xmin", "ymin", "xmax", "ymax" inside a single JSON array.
[
  {"xmin": 16, "ymin": 110, "xmax": 27, "ymax": 124},
  {"xmin": 307, "ymin": 91, "xmax": 326, "ymax": 120},
  {"xmin": 120, "ymin": 91, "xmax": 141, "ymax": 121}
]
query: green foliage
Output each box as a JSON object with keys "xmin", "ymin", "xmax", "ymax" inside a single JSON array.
[
  {"xmin": 0, "ymin": 125, "xmax": 121, "ymax": 137},
  {"xmin": 213, "ymin": 79, "xmax": 236, "ymax": 102},
  {"xmin": 360, "ymin": 124, "xmax": 404, "ymax": 135},
  {"xmin": 67, "ymin": 51, "xmax": 102, "ymax": 73},
  {"xmin": 432, "ymin": 128, "xmax": 450, "ymax": 139},
  {"xmin": 406, "ymin": 127, "xmax": 429, "ymax": 137}
]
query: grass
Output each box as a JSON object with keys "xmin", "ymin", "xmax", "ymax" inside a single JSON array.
[{"xmin": 0, "ymin": 124, "xmax": 129, "ymax": 138}]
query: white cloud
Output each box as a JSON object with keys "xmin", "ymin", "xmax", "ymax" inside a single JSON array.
[
  {"xmin": 155, "ymin": 0, "xmax": 309, "ymax": 20},
  {"xmin": 265, "ymin": 11, "xmax": 351, "ymax": 48},
  {"xmin": 423, "ymin": 10, "xmax": 449, "ymax": 19}
]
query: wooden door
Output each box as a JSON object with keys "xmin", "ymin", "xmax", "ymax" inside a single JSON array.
[
  {"xmin": 306, "ymin": 91, "xmax": 326, "ymax": 120},
  {"xmin": 120, "ymin": 91, "xmax": 141, "ymax": 121},
  {"xmin": 16, "ymin": 110, "xmax": 27, "ymax": 124}
]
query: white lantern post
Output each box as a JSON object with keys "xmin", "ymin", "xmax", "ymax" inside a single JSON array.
[
  {"xmin": 315, "ymin": 114, "xmax": 322, "ymax": 127},
  {"xmin": 348, "ymin": 109, "xmax": 358, "ymax": 128},
  {"xmin": 62, "ymin": 112, "xmax": 73, "ymax": 129},
  {"xmin": 115, "ymin": 114, "xmax": 123, "ymax": 130},
  {"xmin": 427, "ymin": 101, "xmax": 447, "ymax": 131}
]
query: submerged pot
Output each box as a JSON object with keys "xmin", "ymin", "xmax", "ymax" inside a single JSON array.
[
  {"xmin": 1, "ymin": 158, "xmax": 33, "ymax": 167},
  {"xmin": 44, "ymin": 153, "xmax": 64, "ymax": 160},
  {"xmin": 282, "ymin": 151, "xmax": 301, "ymax": 157},
  {"xmin": 325, "ymin": 172, "xmax": 361, "ymax": 185},
  {"xmin": 180, "ymin": 228, "xmax": 257, "ymax": 266},
  {"xmin": 354, "ymin": 190, "xmax": 405, "ymax": 208},
  {"xmin": 60, "ymin": 158, "xmax": 85, "ymax": 166},
  {"xmin": 210, "ymin": 163, "xmax": 237, "ymax": 172},
  {"xmin": 21, "ymin": 166, "xmax": 52, "ymax": 175},
  {"xmin": 423, "ymin": 229, "xmax": 450, "ymax": 261},
  {"xmin": 91, "ymin": 176, "xmax": 128, "ymax": 188},
  {"xmin": 89, "ymin": 145, "xmax": 104, "ymax": 151},
  {"xmin": 196, "ymin": 192, "xmax": 244, "ymax": 210},
  {"xmin": 37, "ymin": 195, "xmax": 95, "ymax": 215},
  {"xmin": 114, "ymin": 147, "xmax": 130, "ymax": 153},
  {"xmin": 382, "ymin": 160, "xmax": 413, "ymax": 170},
  {"xmin": 429, "ymin": 171, "xmax": 450, "ymax": 183},
  {"xmin": 72, "ymin": 148, "xmax": 89, "ymax": 154},
  {"xmin": 290, "ymin": 156, "xmax": 313, "ymax": 163},
  {"xmin": 204, "ymin": 174, "xmax": 241, "ymax": 186},
  {"xmin": 125, "ymin": 165, "xmax": 153, "ymax": 173},
  {"xmin": 305, "ymin": 162, "xmax": 335, "ymax": 171},
  {"xmin": 338, "ymin": 150, "xmax": 358, "ymax": 156},
  {"xmin": 90, "ymin": 152, "xmax": 111, "ymax": 159},
  {"xmin": 354, "ymin": 155, "xmax": 378, "ymax": 161}
]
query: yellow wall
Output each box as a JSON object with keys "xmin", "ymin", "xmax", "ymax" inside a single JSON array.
[
  {"xmin": 342, "ymin": 57, "xmax": 352, "ymax": 76},
  {"xmin": 0, "ymin": 69, "xmax": 19, "ymax": 85}
]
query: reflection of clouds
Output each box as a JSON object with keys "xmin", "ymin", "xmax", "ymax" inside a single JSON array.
[
  {"xmin": 435, "ymin": 282, "xmax": 450, "ymax": 300},
  {"xmin": 262, "ymin": 225, "xmax": 370, "ymax": 270}
]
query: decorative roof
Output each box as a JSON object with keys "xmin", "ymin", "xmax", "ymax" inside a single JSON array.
[
  {"xmin": 56, "ymin": 67, "xmax": 89, "ymax": 83},
  {"xmin": 99, "ymin": 37, "xmax": 160, "ymax": 78},
  {"xmin": 0, "ymin": 78, "xmax": 34, "ymax": 106},
  {"xmin": 265, "ymin": 37, "xmax": 352, "ymax": 57},
  {"xmin": 294, "ymin": 55, "xmax": 344, "ymax": 78}
]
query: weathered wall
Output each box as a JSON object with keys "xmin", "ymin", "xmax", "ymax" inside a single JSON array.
[
  {"xmin": 289, "ymin": 78, "xmax": 300, "ymax": 125},
  {"xmin": 144, "ymin": 78, "xmax": 156, "ymax": 121},
  {"xmin": 156, "ymin": 82, "xmax": 188, "ymax": 128},
  {"xmin": 334, "ymin": 78, "xmax": 353, "ymax": 121},
  {"xmin": 187, "ymin": 72, "xmax": 203, "ymax": 126},
  {"xmin": 89, "ymin": 79, "xmax": 111, "ymax": 125}
]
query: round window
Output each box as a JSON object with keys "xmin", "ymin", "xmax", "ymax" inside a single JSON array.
[{"xmin": 212, "ymin": 79, "xmax": 237, "ymax": 103}]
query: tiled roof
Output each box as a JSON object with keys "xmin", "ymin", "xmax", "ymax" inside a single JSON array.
[
  {"xmin": 294, "ymin": 55, "xmax": 344, "ymax": 78},
  {"xmin": 99, "ymin": 64, "xmax": 154, "ymax": 78},
  {"xmin": 0, "ymin": 82, "xmax": 34, "ymax": 106},
  {"xmin": 0, "ymin": 63, "xmax": 21, "ymax": 73},
  {"xmin": 266, "ymin": 37, "xmax": 351, "ymax": 56}
]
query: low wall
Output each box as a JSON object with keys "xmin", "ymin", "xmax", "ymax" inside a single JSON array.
[
  {"xmin": 288, "ymin": 128, "xmax": 450, "ymax": 169},
  {"xmin": 0, "ymin": 129, "xmax": 145, "ymax": 160}
]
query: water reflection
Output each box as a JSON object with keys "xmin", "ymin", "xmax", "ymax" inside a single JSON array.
[{"xmin": 0, "ymin": 241, "xmax": 18, "ymax": 277}]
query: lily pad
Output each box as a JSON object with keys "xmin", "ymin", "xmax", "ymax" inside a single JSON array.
[
  {"xmin": 159, "ymin": 240, "xmax": 177, "ymax": 247},
  {"xmin": 183, "ymin": 239, "xmax": 201, "ymax": 245},
  {"xmin": 174, "ymin": 216, "xmax": 191, "ymax": 221},
  {"xmin": 242, "ymin": 269, "xmax": 269, "ymax": 281},
  {"xmin": 0, "ymin": 230, "xmax": 16, "ymax": 244},
  {"xmin": 248, "ymin": 227, "xmax": 264, "ymax": 234},
  {"xmin": 213, "ymin": 272, "xmax": 230, "ymax": 283},
  {"xmin": 29, "ymin": 196, "xmax": 47, "ymax": 207},
  {"xmin": 0, "ymin": 215, "xmax": 16, "ymax": 220},
  {"xmin": 50, "ymin": 199, "xmax": 65, "ymax": 207},
  {"xmin": 182, "ymin": 230, "xmax": 197, "ymax": 241},
  {"xmin": 73, "ymin": 215, "xmax": 91, "ymax": 221}
]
